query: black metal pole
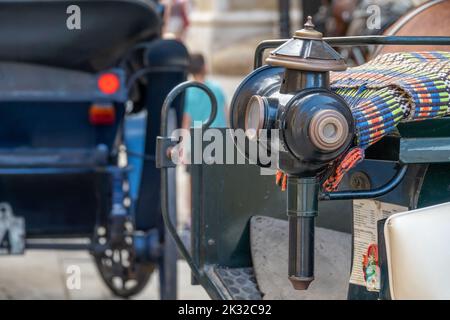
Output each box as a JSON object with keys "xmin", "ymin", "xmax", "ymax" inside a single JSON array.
[
  {"xmin": 287, "ymin": 176, "xmax": 319, "ymax": 290},
  {"xmin": 159, "ymin": 109, "xmax": 178, "ymax": 300},
  {"xmin": 325, "ymin": 35, "xmax": 450, "ymax": 46},
  {"xmin": 278, "ymin": 0, "xmax": 291, "ymax": 38},
  {"xmin": 301, "ymin": 0, "xmax": 323, "ymax": 32},
  {"xmin": 254, "ymin": 36, "xmax": 450, "ymax": 69}
]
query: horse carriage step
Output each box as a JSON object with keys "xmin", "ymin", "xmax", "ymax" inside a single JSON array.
[{"xmin": 212, "ymin": 267, "xmax": 262, "ymax": 300}]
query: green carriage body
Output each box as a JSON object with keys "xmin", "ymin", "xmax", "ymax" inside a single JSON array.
[{"xmin": 188, "ymin": 119, "xmax": 450, "ymax": 299}]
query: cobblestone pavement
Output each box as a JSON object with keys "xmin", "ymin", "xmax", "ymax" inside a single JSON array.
[{"xmin": 0, "ymin": 250, "xmax": 209, "ymax": 300}]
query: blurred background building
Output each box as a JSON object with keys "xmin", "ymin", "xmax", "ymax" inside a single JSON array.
[{"xmin": 184, "ymin": 0, "xmax": 301, "ymax": 76}]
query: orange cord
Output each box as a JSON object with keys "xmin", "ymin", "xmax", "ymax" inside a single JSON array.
[
  {"xmin": 275, "ymin": 170, "xmax": 288, "ymax": 191},
  {"xmin": 281, "ymin": 173, "xmax": 287, "ymax": 191},
  {"xmin": 275, "ymin": 148, "xmax": 364, "ymax": 192},
  {"xmin": 323, "ymin": 147, "xmax": 365, "ymax": 192},
  {"xmin": 276, "ymin": 170, "xmax": 283, "ymax": 186}
]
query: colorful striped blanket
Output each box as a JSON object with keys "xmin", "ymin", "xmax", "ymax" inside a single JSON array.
[
  {"xmin": 331, "ymin": 51, "xmax": 450, "ymax": 148},
  {"xmin": 323, "ymin": 52, "xmax": 450, "ymax": 191}
]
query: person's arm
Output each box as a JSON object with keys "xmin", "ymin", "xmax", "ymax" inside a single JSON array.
[
  {"xmin": 221, "ymin": 91, "xmax": 229, "ymax": 127},
  {"xmin": 218, "ymin": 87, "xmax": 229, "ymax": 127},
  {"xmin": 180, "ymin": 0, "xmax": 190, "ymax": 28},
  {"xmin": 180, "ymin": 113, "xmax": 192, "ymax": 165},
  {"xmin": 182, "ymin": 113, "xmax": 191, "ymax": 130},
  {"xmin": 162, "ymin": 0, "xmax": 172, "ymax": 36},
  {"xmin": 224, "ymin": 104, "xmax": 230, "ymax": 128}
]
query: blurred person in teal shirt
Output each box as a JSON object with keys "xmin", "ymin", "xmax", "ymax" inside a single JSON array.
[
  {"xmin": 180, "ymin": 54, "xmax": 228, "ymax": 240},
  {"xmin": 182, "ymin": 53, "xmax": 227, "ymax": 129}
]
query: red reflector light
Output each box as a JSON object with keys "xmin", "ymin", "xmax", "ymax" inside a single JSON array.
[
  {"xmin": 89, "ymin": 104, "xmax": 116, "ymax": 125},
  {"xmin": 98, "ymin": 73, "xmax": 120, "ymax": 95}
]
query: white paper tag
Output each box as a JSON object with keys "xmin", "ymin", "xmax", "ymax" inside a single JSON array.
[{"xmin": 349, "ymin": 199, "xmax": 408, "ymax": 288}]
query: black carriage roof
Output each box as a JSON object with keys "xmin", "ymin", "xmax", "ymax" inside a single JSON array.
[
  {"xmin": 0, "ymin": 62, "xmax": 127, "ymax": 102},
  {"xmin": 0, "ymin": 0, "xmax": 162, "ymax": 72}
]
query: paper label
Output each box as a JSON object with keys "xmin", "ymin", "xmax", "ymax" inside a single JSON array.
[{"xmin": 349, "ymin": 199, "xmax": 408, "ymax": 288}]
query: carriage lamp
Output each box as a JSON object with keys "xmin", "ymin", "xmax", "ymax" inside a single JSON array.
[{"xmin": 230, "ymin": 17, "xmax": 354, "ymax": 290}]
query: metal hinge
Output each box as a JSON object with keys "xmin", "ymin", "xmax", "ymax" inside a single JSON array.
[{"xmin": 155, "ymin": 136, "xmax": 181, "ymax": 169}]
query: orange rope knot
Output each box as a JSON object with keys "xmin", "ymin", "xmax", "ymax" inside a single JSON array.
[
  {"xmin": 322, "ymin": 147, "xmax": 365, "ymax": 192},
  {"xmin": 276, "ymin": 147, "xmax": 364, "ymax": 193},
  {"xmin": 275, "ymin": 170, "xmax": 288, "ymax": 191}
]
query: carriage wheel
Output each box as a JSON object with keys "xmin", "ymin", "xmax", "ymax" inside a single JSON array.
[{"xmin": 94, "ymin": 247, "xmax": 155, "ymax": 298}]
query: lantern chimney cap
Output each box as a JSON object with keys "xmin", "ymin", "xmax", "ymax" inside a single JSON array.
[
  {"xmin": 265, "ymin": 17, "xmax": 346, "ymax": 72},
  {"xmin": 294, "ymin": 16, "xmax": 323, "ymax": 39}
]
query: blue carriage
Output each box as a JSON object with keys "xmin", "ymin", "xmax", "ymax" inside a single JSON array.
[{"xmin": 0, "ymin": 0, "xmax": 188, "ymax": 298}]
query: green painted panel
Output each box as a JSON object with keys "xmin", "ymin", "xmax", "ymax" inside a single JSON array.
[
  {"xmin": 190, "ymin": 128, "xmax": 352, "ymax": 270},
  {"xmin": 398, "ymin": 118, "xmax": 450, "ymax": 138},
  {"xmin": 417, "ymin": 164, "xmax": 450, "ymax": 208}
]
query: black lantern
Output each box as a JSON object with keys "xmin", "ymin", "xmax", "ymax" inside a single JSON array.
[{"xmin": 230, "ymin": 17, "xmax": 354, "ymax": 289}]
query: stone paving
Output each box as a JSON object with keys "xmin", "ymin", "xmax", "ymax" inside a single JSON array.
[{"xmin": 0, "ymin": 250, "xmax": 209, "ymax": 300}]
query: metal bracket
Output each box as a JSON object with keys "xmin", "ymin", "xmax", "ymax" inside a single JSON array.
[
  {"xmin": 0, "ymin": 203, "xmax": 25, "ymax": 254},
  {"xmin": 400, "ymin": 137, "xmax": 450, "ymax": 164},
  {"xmin": 155, "ymin": 136, "xmax": 180, "ymax": 169},
  {"xmin": 320, "ymin": 165, "xmax": 408, "ymax": 201}
]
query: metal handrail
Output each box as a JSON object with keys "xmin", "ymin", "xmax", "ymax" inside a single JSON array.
[{"xmin": 159, "ymin": 81, "xmax": 218, "ymax": 281}]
